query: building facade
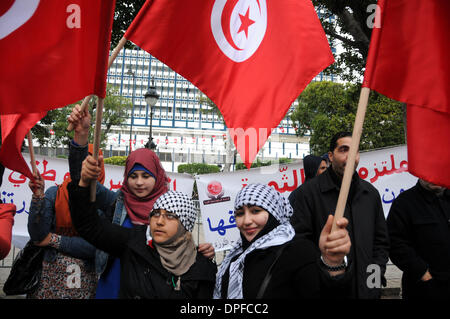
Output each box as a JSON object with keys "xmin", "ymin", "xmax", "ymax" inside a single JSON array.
[{"xmin": 106, "ymin": 43, "xmax": 335, "ymax": 171}]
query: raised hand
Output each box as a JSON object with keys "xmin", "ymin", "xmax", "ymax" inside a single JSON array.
[
  {"xmin": 319, "ymin": 214, "xmax": 351, "ymax": 268},
  {"xmin": 28, "ymin": 171, "xmax": 44, "ymax": 198},
  {"xmin": 198, "ymin": 243, "xmax": 215, "ymax": 260},
  {"xmin": 67, "ymin": 104, "xmax": 91, "ymax": 145},
  {"xmin": 79, "ymin": 155, "xmax": 104, "ymax": 187}
]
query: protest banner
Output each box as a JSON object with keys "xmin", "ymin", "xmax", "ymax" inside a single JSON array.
[
  {"xmin": 3, "ymin": 145, "xmax": 417, "ymax": 251},
  {"xmin": 1, "ymin": 153, "xmax": 194, "ymax": 249},
  {"xmin": 196, "ymin": 145, "xmax": 417, "ymax": 251}
]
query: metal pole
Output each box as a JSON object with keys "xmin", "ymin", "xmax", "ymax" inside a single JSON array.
[
  {"xmin": 129, "ymin": 71, "xmax": 136, "ymax": 154},
  {"xmin": 148, "ymin": 106, "xmax": 153, "ymax": 148}
]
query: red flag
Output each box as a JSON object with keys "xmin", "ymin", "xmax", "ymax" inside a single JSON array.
[
  {"xmin": 0, "ymin": 0, "xmax": 116, "ymax": 115},
  {"xmin": 0, "ymin": 112, "xmax": 46, "ymax": 180},
  {"xmin": 363, "ymin": 0, "xmax": 450, "ymax": 187},
  {"xmin": 125, "ymin": 0, "xmax": 333, "ymax": 168}
]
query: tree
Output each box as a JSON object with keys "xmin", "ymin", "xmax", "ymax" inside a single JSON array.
[
  {"xmin": 111, "ymin": 0, "xmax": 146, "ymax": 49},
  {"xmin": 290, "ymin": 81, "xmax": 405, "ymax": 155},
  {"xmin": 32, "ymin": 85, "xmax": 132, "ymax": 150},
  {"xmin": 313, "ymin": 0, "xmax": 377, "ymax": 82}
]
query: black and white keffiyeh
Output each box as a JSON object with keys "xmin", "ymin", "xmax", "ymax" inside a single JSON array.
[
  {"xmin": 152, "ymin": 191, "xmax": 197, "ymax": 232},
  {"xmin": 213, "ymin": 184, "xmax": 295, "ymax": 299}
]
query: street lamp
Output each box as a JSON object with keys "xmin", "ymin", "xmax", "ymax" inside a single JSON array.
[
  {"xmin": 144, "ymin": 78, "xmax": 159, "ymax": 150},
  {"xmin": 127, "ymin": 69, "xmax": 136, "ymax": 154}
]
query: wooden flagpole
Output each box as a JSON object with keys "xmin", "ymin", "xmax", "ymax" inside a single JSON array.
[
  {"xmin": 331, "ymin": 87, "xmax": 371, "ymax": 232},
  {"xmin": 90, "ymin": 97, "xmax": 104, "ymax": 202},
  {"xmin": 67, "ymin": 36, "xmax": 128, "ymax": 131},
  {"xmin": 27, "ymin": 131, "xmax": 38, "ymax": 176}
]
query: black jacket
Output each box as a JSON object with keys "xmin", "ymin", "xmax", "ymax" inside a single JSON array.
[
  {"xmin": 68, "ymin": 182, "xmax": 217, "ymax": 299},
  {"xmin": 387, "ymin": 182, "xmax": 450, "ymax": 299},
  {"xmin": 220, "ymin": 235, "xmax": 353, "ymax": 299},
  {"xmin": 289, "ymin": 168, "xmax": 389, "ymax": 299}
]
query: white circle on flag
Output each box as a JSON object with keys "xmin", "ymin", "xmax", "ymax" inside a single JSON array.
[
  {"xmin": 0, "ymin": 0, "xmax": 40, "ymax": 40},
  {"xmin": 211, "ymin": 0, "xmax": 267, "ymax": 63}
]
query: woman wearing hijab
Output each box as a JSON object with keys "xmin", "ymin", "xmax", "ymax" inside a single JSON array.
[
  {"xmin": 66, "ymin": 104, "xmax": 215, "ymax": 298},
  {"xmin": 86, "ymin": 147, "xmax": 169, "ymax": 298},
  {"xmin": 26, "ymin": 145, "xmax": 105, "ymax": 299},
  {"xmin": 68, "ymin": 162, "xmax": 217, "ymax": 299},
  {"xmin": 214, "ymin": 184, "xmax": 352, "ymax": 299},
  {"xmin": 303, "ymin": 155, "xmax": 328, "ymax": 183}
]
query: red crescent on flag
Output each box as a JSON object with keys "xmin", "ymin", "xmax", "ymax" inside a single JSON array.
[{"xmin": 221, "ymin": 0, "xmax": 242, "ymax": 51}]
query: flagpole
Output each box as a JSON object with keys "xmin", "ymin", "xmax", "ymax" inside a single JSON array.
[
  {"xmin": 66, "ymin": 36, "xmax": 129, "ymax": 132},
  {"xmin": 332, "ymin": 87, "xmax": 370, "ymax": 232},
  {"xmin": 27, "ymin": 131, "xmax": 38, "ymax": 176},
  {"xmin": 90, "ymin": 97, "xmax": 104, "ymax": 202}
]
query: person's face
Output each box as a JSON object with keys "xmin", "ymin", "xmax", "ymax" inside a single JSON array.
[
  {"xmin": 328, "ymin": 137, "xmax": 360, "ymax": 178},
  {"xmin": 149, "ymin": 209, "xmax": 180, "ymax": 243},
  {"xmin": 127, "ymin": 170, "xmax": 156, "ymax": 198},
  {"xmin": 317, "ymin": 160, "xmax": 328, "ymax": 176},
  {"xmin": 234, "ymin": 205, "xmax": 269, "ymax": 242}
]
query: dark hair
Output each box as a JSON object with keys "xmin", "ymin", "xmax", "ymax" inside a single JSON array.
[{"xmin": 329, "ymin": 131, "xmax": 352, "ymax": 152}]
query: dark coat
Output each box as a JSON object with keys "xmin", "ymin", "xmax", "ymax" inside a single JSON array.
[
  {"xmin": 387, "ymin": 182, "xmax": 450, "ymax": 299},
  {"xmin": 289, "ymin": 167, "xmax": 390, "ymax": 299},
  {"xmin": 220, "ymin": 235, "xmax": 353, "ymax": 299},
  {"xmin": 68, "ymin": 182, "xmax": 217, "ymax": 299}
]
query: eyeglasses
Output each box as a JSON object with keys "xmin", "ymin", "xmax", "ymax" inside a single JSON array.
[{"xmin": 150, "ymin": 210, "xmax": 179, "ymax": 220}]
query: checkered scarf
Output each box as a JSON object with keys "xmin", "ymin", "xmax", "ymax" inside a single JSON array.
[
  {"xmin": 213, "ymin": 184, "xmax": 295, "ymax": 299},
  {"xmin": 152, "ymin": 191, "xmax": 197, "ymax": 232}
]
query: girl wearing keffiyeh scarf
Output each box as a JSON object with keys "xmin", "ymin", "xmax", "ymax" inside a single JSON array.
[{"xmin": 214, "ymin": 184, "xmax": 352, "ymax": 299}]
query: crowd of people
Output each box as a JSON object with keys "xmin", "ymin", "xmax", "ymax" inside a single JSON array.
[{"xmin": 0, "ymin": 105, "xmax": 449, "ymax": 300}]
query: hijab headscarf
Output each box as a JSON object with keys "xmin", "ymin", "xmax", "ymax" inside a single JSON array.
[
  {"xmin": 54, "ymin": 144, "xmax": 105, "ymax": 236},
  {"xmin": 303, "ymin": 155, "xmax": 323, "ymax": 182},
  {"xmin": 121, "ymin": 148, "xmax": 169, "ymax": 225},
  {"xmin": 213, "ymin": 184, "xmax": 295, "ymax": 299},
  {"xmin": 146, "ymin": 191, "xmax": 198, "ymax": 279}
]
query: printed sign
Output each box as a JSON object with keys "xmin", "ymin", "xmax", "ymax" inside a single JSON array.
[
  {"xmin": 196, "ymin": 145, "xmax": 417, "ymax": 251},
  {"xmin": 2, "ymin": 154, "xmax": 194, "ymax": 249}
]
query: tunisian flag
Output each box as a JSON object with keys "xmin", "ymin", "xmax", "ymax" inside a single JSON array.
[
  {"xmin": 0, "ymin": 112, "xmax": 45, "ymax": 180},
  {"xmin": 125, "ymin": 0, "xmax": 334, "ymax": 168},
  {"xmin": 0, "ymin": 0, "xmax": 116, "ymax": 115},
  {"xmin": 363, "ymin": 0, "xmax": 450, "ymax": 188}
]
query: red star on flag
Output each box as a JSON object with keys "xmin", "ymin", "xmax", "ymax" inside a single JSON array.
[{"xmin": 238, "ymin": 7, "xmax": 255, "ymax": 38}]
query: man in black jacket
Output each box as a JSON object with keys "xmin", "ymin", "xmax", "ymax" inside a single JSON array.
[
  {"xmin": 387, "ymin": 179, "xmax": 450, "ymax": 299},
  {"xmin": 289, "ymin": 131, "xmax": 389, "ymax": 298}
]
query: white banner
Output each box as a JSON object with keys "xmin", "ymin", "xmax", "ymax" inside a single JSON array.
[
  {"xmin": 196, "ymin": 145, "xmax": 418, "ymax": 251},
  {"xmin": 1, "ymin": 154, "xmax": 195, "ymax": 249}
]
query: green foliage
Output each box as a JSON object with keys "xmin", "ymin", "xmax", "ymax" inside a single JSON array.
[
  {"xmin": 177, "ymin": 163, "xmax": 221, "ymax": 175},
  {"xmin": 197, "ymin": 94, "xmax": 224, "ymax": 120},
  {"xmin": 312, "ymin": 0, "xmax": 378, "ymax": 82},
  {"xmin": 235, "ymin": 158, "xmax": 293, "ymax": 170},
  {"xmin": 104, "ymin": 156, "xmax": 127, "ymax": 166},
  {"xmin": 31, "ymin": 85, "xmax": 131, "ymax": 148},
  {"xmin": 111, "ymin": 0, "xmax": 146, "ymax": 49},
  {"xmin": 291, "ymin": 81, "xmax": 405, "ymax": 155}
]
